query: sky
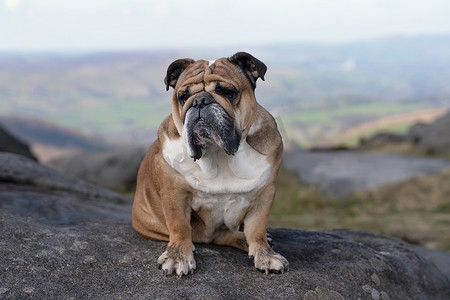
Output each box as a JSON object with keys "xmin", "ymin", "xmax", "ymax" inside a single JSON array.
[{"xmin": 1, "ymin": 0, "xmax": 450, "ymax": 52}]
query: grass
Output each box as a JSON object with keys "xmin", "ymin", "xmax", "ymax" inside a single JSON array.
[
  {"xmin": 49, "ymin": 98, "xmax": 170, "ymax": 133},
  {"xmin": 333, "ymin": 102, "xmax": 420, "ymax": 117},
  {"xmin": 270, "ymin": 167, "xmax": 450, "ymax": 252},
  {"xmin": 281, "ymin": 101, "xmax": 420, "ymax": 127},
  {"xmin": 281, "ymin": 109, "xmax": 333, "ymax": 125}
]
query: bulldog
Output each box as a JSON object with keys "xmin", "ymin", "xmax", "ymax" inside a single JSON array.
[{"xmin": 131, "ymin": 52, "xmax": 288, "ymax": 276}]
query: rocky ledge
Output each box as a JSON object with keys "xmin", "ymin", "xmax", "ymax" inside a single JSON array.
[{"xmin": 1, "ymin": 153, "xmax": 449, "ymax": 299}]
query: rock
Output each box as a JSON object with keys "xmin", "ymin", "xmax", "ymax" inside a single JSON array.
[
  {"xmin": 282, "ymin": 150, "xmax": 450, "ymax": 198},
  {"xmin": 0, "ymin": 153, "xmax": 130, "ymax": 206},
  {"xmin": 1, "ymin": 217, "xmax": 449, "ymax": 299},
  {"xmin": 407, "ymin": 111, "xmax": 450, "ymax": 154},
  {"xmin": 407, "ymin": 122, "xmax": 429, "ymax": 144},
  {"xmin": 0, "ymin": 153, "xmax": 131, "ymax": 225},
  {"xmin": 0, "ymin": 123, "xmax": 36, "ymax": 161},
  {"xmin": 46, "ymin": 146, "xmax": 147, "ymax": 192},
  {"xmin": 1, "ymin": 152, "xmax": 449, "ymax": 299}
]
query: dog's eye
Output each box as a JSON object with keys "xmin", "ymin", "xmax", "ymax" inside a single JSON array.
[
  {"xmin": 177, "ymin": 92, "xmax": 189, "ymax": 106},
  {"xmin": 216, "ymin": 86, "xmax": 239, "ymax": 103}
]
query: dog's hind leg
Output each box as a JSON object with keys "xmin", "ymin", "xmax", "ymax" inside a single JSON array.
[{"xmin": 212, "ymin": 230, "xmax": 248, "ymax": 252}]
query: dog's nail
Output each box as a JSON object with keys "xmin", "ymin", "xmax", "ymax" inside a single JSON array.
[
  {"xmin": 265, "ymin": 268, "xmax": 269, "ymax": 275},
  {"xmin": 163, "ymin": 269, "xmax": 168, "ymax": 277}
]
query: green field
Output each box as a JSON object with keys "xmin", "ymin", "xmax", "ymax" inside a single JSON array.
[
  {"xmin": 51, "ymin": 99, "xmax": 170, "ymax": 133},
  {"xmin": 282, "ymin": 101, "xmax": 421, "ymax": 125},
  {"xmin": 277, "ymin": 100, "xmax": 424, "ymax": 148}
]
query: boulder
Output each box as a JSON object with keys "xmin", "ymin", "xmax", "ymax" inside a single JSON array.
[
  {"xmin": 282, "ymin": 150, "xmax": 450, "ymax": 198},
  {"xmin": 407, "ymin": 122, "xmax": 429, "ymax": 144},
  {"xmin": 0, "ymin": 124, "xmax": 36, "ymax": 160},
  {"xmin": 46, "ymin": 146, "xmax": 147, "ymax": 192},
  {"xmin": 0, "ymin": 152, "xmax": 130, "ymax": 208},
  {"xmin": 1, "ymin": 152, "xmax": 449, "ymax": 299},
  {"xmin": 407, "ymin": 111, "xmax": 450, "ymax": 154}
]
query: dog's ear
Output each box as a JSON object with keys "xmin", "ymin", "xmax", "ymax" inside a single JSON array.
[
  {"xmin": 164, "ymin": 58, "xmax": 195, "ymax": 91},
  {"xmin": 229, "ymin": 52, "xmax": 267, "ymax": 88}
]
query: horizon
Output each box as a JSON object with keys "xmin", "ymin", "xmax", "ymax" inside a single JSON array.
[
  {"xmin": 0, "ymin": 33, "xmax": 449, "ymax": 56},
  {"xmin": 2, "ymin": 0, "xmax": 450, "ymax": 52}
]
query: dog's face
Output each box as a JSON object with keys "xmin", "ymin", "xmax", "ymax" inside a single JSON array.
[{"xmin": 164, "ymin": 52, "xmax": 267, "ymax": 160}]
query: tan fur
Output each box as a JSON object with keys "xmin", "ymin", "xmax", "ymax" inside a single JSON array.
[{"xmin": 132, "ymin": 53, "xmax": 288, "ymax": 276}]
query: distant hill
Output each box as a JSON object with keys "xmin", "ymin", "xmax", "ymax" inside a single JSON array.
[
  {"xmin": 1, "ymin": 35, "xmax": 450, "ymax": 147},
  {"xmin": 256, "ymin": 35, "xmax": 450, "ymax": 106},
  {"xmin": 331, "ymin": 107, "xmax": 449, "ymax": 147}
]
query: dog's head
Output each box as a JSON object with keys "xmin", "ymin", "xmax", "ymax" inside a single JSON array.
[{"xmin": 165, "ymin": 52, "xmax": 267, "ymax": 160}]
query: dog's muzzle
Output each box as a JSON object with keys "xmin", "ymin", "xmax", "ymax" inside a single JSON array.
[{"xmin": 184, "ymin": 92, "xmax": 241, "ymax": 160}]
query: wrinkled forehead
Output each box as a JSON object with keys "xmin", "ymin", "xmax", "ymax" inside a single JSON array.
[{"xmin": 175, "ymin": 58, "xmax": 246, "ymax": 92}]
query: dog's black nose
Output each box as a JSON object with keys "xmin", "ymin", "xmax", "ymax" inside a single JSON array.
[{"xmin": 192, "ymin": 92, "xmax": 213, "ymax": 108}]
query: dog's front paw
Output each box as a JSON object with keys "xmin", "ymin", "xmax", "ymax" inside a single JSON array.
[
  {"xmin": 157, "ymin": 243, "xmax": 196, "ymax": 277},
  {"xmin": 250, "ymin": 247, "xmax": 289, "ymax": 275}
]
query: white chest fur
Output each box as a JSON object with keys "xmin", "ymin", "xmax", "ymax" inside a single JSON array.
[
  {"xmin": 162, "ymin": 136, "xmax": 271, "ymax": 194},
  {"xmin": 191, "ymin": 191, "xmax": 252, "ymax": 232}
]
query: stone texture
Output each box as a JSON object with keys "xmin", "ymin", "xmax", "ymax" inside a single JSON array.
[
  {"xmin": 1, "ymin": 214, "xmax": 449, "ymax": 300},
  {"xmin": 1, "ymin": 152, "xmax": 449, "ymax": 299}
]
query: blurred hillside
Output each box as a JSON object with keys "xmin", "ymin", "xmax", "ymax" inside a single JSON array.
[
  {"xmin": 1, "ymin": 35, "xmax": 449, "ymax": 149},
  {"xmin": 0, "ymin": 116, "xmax": 114, "ymax": 162},
  {"xmin": 0, "ymin": 52, "xmax": 173, "ymax": 143}
]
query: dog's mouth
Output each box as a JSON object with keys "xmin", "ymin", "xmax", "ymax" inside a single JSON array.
[
  {"xmin": 184, "ymin": 104, "xmax": 241, "ymax": 161},
  {"xmin": 191, "ymin": 119, "xmax": 220, "ymax": 144},
  {"xmin": 189, "ymin": 122, "xmax": 213, "ymax": 161}
]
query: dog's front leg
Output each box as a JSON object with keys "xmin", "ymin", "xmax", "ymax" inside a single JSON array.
[
  {"xmin": 157, "ymin": 191, "xmax": 196, "ymax": 276},
  {"xmin": 244, "ymin": 184, "xmax": 289, "ymax": 274}
]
